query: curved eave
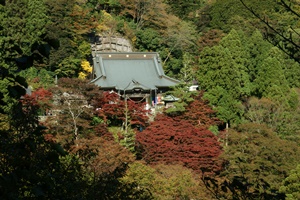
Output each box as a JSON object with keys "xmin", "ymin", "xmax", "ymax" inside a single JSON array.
[{"xmin": 90, "ymin": 75, "xmax": 102, "ymax": 83}]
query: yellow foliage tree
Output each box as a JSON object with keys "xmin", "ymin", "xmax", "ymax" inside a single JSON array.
[
  {"xmin": 121, "ymin": 161, "xmax": 213, "ymax": 199},
  {"xmin": 81, "ymin": 60, "xmax": 92, "ymax": 73},
  {"xmin": 96, "ymin": 10, "xmax": 117, "ymax": 35},
  {"xmin": 78, "ymin": 72, "xmax": 87, "ymax": 79},
  {"xmin": 78, "ymin": 60, "xmax": 92, "ymax": 79}
]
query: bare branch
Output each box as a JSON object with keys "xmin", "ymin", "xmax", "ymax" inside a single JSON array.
[
  {"xmin": 239, "ymin": 0, "xmax": 300, "ymax": 62},
  {"xmin": 279, "ymin": 0, "xmax": 300, "ymax": 18}
]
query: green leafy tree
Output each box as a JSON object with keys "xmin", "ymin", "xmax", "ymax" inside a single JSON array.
[
  {"xmin": 0, "ymin": 73, "xmax": 27, "ymax": 114},
  {"xmin": 0, "ymin": 0, "xmax": 50, "ymax": 114},
  {"xmin": 163, "ymin": 83, "xmax": 194, "ymax": 116},
  {"xmin": 244, "ymin": 92, "xmax": 300, "ymax": 138},
  {"xmin": 23, "ymin": 0, "xmax": 49, "ymax": 58},
  {"xmin": 19, "ymin": 67, "xmax": 56, "ymax": 89},
  {"xmin": 0, "ymin": 0, "xmax": 49, "ymax": 69},
  {"xmin": 165, "ymin": 0, "xmax": 204, "ymax": 20},
  {"xmin": 205, "ymin": 123, "xmax": 300, "ymax": 199},
  {"xmin": 197, "ymin": 45, "xmax": 248, "ymax": 99},
  {"xmin": 198, "ymin": 46, "xmax": 226, "ymax": 87},
  {"xmin": 209, "ymin": 0, "xmax": 277, "ymax": 32},
  {"xmin": 280, "ymin": 164, "xmax": 300, "ymax": 200},
  {"xmin": 178, "ymin": 52, "xmax": 197, "ymax": 83},
  {"xmin": 135, "ymin": 28, "xmax": 163, "ymax": 51},
  {"xmin": 45, "ymin": 0, "xmax": 97, "ymax": 77},
  {"xmin": 283, "ymin": 58, "xmax": 300, "ymax": 88},
  {"xmin": 204, "ymin": 86, "xmax": 243, "ymax": 128},
  {"xmin": 44, "ymin": 0, "xmax": 76, "ymax": 73},
  {"xmin": 239, "ymin": 0, "xmax": 300, "ymax": 63},
  {"xmin": 86, "ymin": 0, "xmax": 121, "ymax": 13}
]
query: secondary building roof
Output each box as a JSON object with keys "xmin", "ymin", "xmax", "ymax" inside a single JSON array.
[{"xmin": 91, "ymin": 52, "xmax": 180, "ymax": 91}]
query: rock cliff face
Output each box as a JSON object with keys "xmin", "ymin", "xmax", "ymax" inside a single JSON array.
[{"xmin": 91, "ymin": 35, "xmax": 132, "ymax": 56}]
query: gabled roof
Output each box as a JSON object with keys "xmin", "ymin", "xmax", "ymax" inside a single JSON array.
[{"xmin": 91, "ymin": 52, "xmax": 180, "ymax": 91}]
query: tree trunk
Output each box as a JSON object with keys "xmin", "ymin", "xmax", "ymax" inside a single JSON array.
[
  {"xmin": 225, "ymin": 122, "xmax": 229, "ymax": 146},
  {"xmin": 124, "ymin": 97, "xmax": 129, "ymax": 134}
]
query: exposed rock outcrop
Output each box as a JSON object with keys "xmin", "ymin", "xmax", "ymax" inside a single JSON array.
[{"xmin": 91, "ymin": 35, "xmax": 132, "ymax": 56}]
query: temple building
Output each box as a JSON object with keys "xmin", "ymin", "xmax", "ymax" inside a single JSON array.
[{"xmin": 90, "ymin": 52, "xmax": 180, "ymax": 107}]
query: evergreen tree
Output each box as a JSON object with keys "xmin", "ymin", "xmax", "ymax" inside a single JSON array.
[
  {"xmin": 219, "ymin": 29, "xmax": 252, "ymax": 96},
  {"xmin": 254, "ymin": 47, "xmax": 290, "ymax": 100},
  {"xmin": 198, "ymin": 45, "xmax": 241, "ymax": 97},
  {"xmin": 204, "ymin": 86, "xmax": 244, "ymax": 128},
  {"xmin": 282, "ymin": 58, "xmax": 300, "ymax": 88},
  {"xmin": 246, "ymin": 30, "xmax": 272, "ymax": 83},
  {"xmin": 197, "ymin": 42, "xmax": 248, "ymax": 127}
]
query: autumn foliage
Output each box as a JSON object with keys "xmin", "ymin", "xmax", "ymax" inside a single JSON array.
[
  {"xmin": 21, "ymin": 88, "xmax": 52, "ymax": 109},
  {"xmin": 95, "ymin": 91, "xmax": 150, "ymax": 127},
  {"xmin": 70, "ymin": 136, "xmax": 135, "ymax": 176},
  {"xmin": 176, "ymin": 91, "xmax": 222, "ymax": 129},
  {"xmin": 136, "ymin": 114, "xmax": 223, "ymax": 175},
  {"xmin": 11, "ymin": 88, "xmax": 53, "ymax": 133}
]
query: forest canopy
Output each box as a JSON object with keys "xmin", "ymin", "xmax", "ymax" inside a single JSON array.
[{"xmin": 1, "ymin": 0, "xmax": 300, "ymax": 199}]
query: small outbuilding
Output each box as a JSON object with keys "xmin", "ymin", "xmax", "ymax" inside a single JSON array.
[{"xmin": 91, "ymin": 52, "xmax": 180, "ymax": 107}]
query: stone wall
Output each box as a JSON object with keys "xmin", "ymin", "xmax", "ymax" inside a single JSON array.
[{"xmin": 91, "ymin": 35, "xmax": 133, "ymax": 56}]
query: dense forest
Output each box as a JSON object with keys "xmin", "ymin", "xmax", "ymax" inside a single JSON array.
[{"xmin": 1, "ymin": 0, "xmax": 300, "ymax": 199}]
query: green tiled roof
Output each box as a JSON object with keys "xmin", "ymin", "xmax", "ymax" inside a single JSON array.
[
  {"xmin": 162, "ymin": 95, "xmax": 180, "ymax": 102},
  {"xmin": 91, "ymin": 52, "xmax": 180, "ymax": 91}
]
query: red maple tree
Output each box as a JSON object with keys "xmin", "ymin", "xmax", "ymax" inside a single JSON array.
[
  {"xmin": 95, "ymin": 91, "xmax": 150, "ymax": 128},
  {"xmin": 176, "ymin": 91, "xmax": 222, "ymax": 130},
  {"xmin": 21, "ymin": 88, "xmax": 52, "ymax": 110},
  {"xmin": 15, "ymin": 88, "xmax": 53, "ymax": 132},
  {"xmin": 29, "ymin": 87, "xmax": 53, "ymax": 111},
  {"xmin": 136, "ymin": 114, "xmax": 223, "ymax": 176}
]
